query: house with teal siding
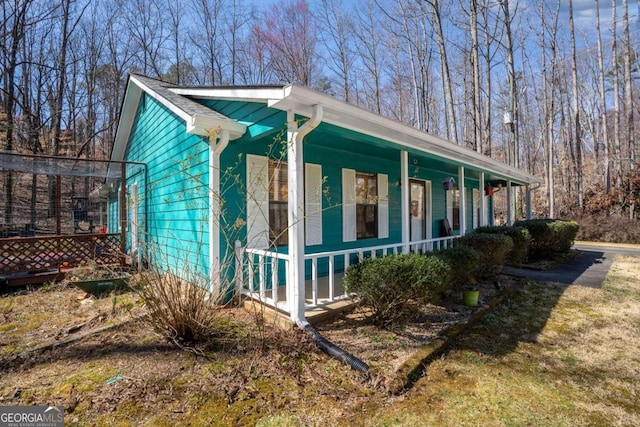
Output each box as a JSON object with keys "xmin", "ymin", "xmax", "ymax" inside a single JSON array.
[{"xmin": 108, "ymin": 74, "xmax": 541, "ymax": 327}]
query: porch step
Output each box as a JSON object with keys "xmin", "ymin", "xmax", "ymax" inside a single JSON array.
[{"xmin": 241, "ymin": 297, "xmax": 356, "ymax": 329}]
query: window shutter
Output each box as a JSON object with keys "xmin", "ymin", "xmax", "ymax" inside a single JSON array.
[
  {"xmin": 305, "ymin": 163, "xmax": 323, "ymax": 246},
  {"xmin": 246, "ymin": 154, "xmax": 269, "ymax": 249},
  {"xmin": 378, "ymin": 173, "xmax": 389, "ymax": 239},
  {"xmin": 342, "ymin": 168, "xmax": 356, "ymax": 242}
]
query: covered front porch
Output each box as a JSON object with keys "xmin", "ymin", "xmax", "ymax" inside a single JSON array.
[
  {"xmin": 201, "ymin": 86, "xmax": 541, "ymax": 325},
  {"xmin": 237, "ymin": 236, "xmax": 459, "ymax": 321}
]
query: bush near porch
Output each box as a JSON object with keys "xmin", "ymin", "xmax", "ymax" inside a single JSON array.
[
  {"xmin": 455, "ymin": 233, "xmax": 514, "ymax": 279},
  {"xmin": 343, "ymin": 253, "xmax": 450, "ymax": 326},
  {"xmin": 473, "ymin": 225, "xmax": 531, "ymax": 266},
  {"xmin": 514, "ymin": 219, "xmax": 579, "ymax": 261},
  {"xmin": 434, "ymin": 246, "xmax": 481, "ymax": 292}
]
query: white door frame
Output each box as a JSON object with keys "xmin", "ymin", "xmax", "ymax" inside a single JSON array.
[{"xmin": 409, "ymin": 179, "xmax": 432, "ymax": 243}]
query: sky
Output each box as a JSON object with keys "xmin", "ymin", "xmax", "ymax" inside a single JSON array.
[{"xmin": 563, "ymin": 0, "xmax": 640, "ymax": 31}]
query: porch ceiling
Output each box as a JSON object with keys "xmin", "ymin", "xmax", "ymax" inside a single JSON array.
[{"xmin": 308, "ymin": 123, "xmax": 520, "ymax": 184}]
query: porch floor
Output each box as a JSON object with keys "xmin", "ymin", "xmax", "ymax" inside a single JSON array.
[{"xmin": 242, "ymin": 272, "xmax": 355, "ymax": 328}]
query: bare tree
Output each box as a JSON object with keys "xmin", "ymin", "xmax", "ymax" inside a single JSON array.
[
  {"xmin": 568, "ymin": 0, "xmax": 583, "ymax": 209},
  {"xmin": 1, "ymin": 0, "xmax": 33, "ymax": 223},
  {"xmin": 479, "ymin": 0, "xmax": 502, "ymax": 157},
  {"xmin": 611, "ymin": 0, "xmax": 622, "ymax": 190},
  {"xmin": 189, "ymin": 0, "xmax": 225, "ymax": 85},
  {"xmin": 470, "ymin": 0, "xmax": 482, "ymax": 153},
  {"xmin": 499, "ymin": 0, "xmax": 519, "ymax": 168},
  {"xmin": 595, "ymin": 0, "xmax": 611, "ymax": 195},
  {"xmin": 622, "ymin": 0, "xmax": 636, "ymax": 218},
  {"xmin": 256, "ymin": 0, "xmax": 319, "ymax": 86},
  {"xmin": 425, "ymin": 0, "xmax": 458, "ymax": 144},
  {"xmin": 224, "ymin": 0, "xmax": 253, "ymax": 85},
  {"xmin": 124, "ymin": 0, "xmax": 167, "ymax": 78},
  {"xmin": 354, "ymin": 0, "xmax": 386, "ymax": 113},
  {"xmin": 317, "ymin": 0, "xmax": 356, "ymax": 102}
]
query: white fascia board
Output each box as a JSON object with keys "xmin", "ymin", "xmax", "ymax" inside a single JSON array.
[
  {"xmin": 128, "ymin": 76, "xmax": 247, "ymax": 140},
  {"xmin": 111, "ymin": 80, "xmax": 142, "ymax": 163},
  {"xmin": 171, "ymin": 87, "xmax": 287, "ymax": 104},
  {"xmin": 168, "ymin": 83, "xmax": 539, "ymax": 185}
]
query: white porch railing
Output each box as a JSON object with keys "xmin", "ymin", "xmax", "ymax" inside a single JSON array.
[{"xmin": 237, "ymin": 236, "xmax": 457, "ymax": 313}]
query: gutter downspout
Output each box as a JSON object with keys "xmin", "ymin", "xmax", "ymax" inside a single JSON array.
[
  {"xmin": 287, "ymin": 105, "xmax": 370, "ymax": 374},
  {"xmin": 209, "ymin": 129, "xmax": 230, "ymax": 296},
  {"xmin": 401, "ymin": 151, "xmax": 410, "ymax": 253},
  {"xmin": 287, "ymin": 105, "xmax": 322, "ymax": 329}
]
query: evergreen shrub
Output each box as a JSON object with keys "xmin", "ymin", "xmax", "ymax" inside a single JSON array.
[
  {"xmin": 343, "ymin": 253, "xmax": 450, "ymax": 326},
  {"xmin": 455, "ymin": 233, "xmax": 513, "ymax": 278},
  {"xmin": 474, "ymin": 225, "xmax": 531, "ymax": 266},
  {"xmin": 514, "ymin": 219, "xmax": 579, "ymax": 260}
]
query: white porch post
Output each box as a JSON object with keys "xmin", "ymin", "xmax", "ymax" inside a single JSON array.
[
  {"xmin": 506, "ymin": 180, "xmax": 513, "ymax": 226},
  {"xmin": 209, "ymin": 130, "xmax": 229, "ymax": 295},
  {"xmin": 458, "ymin": 166, "xmax": 466, "ymax": 235},
  {"xmin": 479, "ymin": 172, "xmax": 486, "ymax": 226},
  {"xmin": 401, "ymin": 151, "xmax": 410, "ymax": 253},
  {"xmin": 286, "ymin": 105, "xmax": 323, "ymax": 328},
  {"xmin": 526, "ymin": 185, "xmax": 532, "ymax": 219},
  {"xmin": 287, "ymin": 111, "xmax": 306, "ymax": 326}
]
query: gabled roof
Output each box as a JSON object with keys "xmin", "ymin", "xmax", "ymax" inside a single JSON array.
[
  {"xmin": 112, "ymin": 74, "xmax": 247, "ymax": 162},
  {"xmin": 114, "ymin": 75, "xmax": 541, "ymax": 186}
]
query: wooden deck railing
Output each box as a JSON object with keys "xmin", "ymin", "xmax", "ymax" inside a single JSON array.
[{"xmin": 0, "ymin": 233, "xmax": 123, "ymax": 276}]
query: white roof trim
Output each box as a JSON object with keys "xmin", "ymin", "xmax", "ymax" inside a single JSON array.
[
  {"xmin": 116, "ymin": 78, "xmax": 540, "ymax": 185},
  {"xmin": 111, "ymin": 75, "xmax": 247, "ymax": 163},
  {"xmin": 179, "ymin": 84, "xmax": 540, "ymax": 185}
]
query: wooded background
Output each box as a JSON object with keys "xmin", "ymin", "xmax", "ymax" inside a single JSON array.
[{"xmin": 2, "ymin": 0, "xmax": 639, "ymax": 241}]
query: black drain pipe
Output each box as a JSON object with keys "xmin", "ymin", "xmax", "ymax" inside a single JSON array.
[{"xmin": 303, "ymin": 324, "xmax": 369, "ymax": 373}]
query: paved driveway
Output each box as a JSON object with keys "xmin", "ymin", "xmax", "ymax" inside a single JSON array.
[{"xmin": 503, "ymin": 242, "xmax": 640, "ymax": 288}]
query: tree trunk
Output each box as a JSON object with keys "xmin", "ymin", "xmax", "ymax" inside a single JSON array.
[
  {"xmin": 501, "ymin": 0, "xmax": 518, "ymax": 168},
  {"xmin": 470, "ymin": 0, "xmax": 482, "ymax": 153},
  {"xmin": 428, "ymin": 0, "xmax": 458, "ymax": 144},
  {"xmin": 611, "ymin": 0, "xmax": 623, "ymax": 191},
  {"xmin": 569, "ymin": 0, "xmax": 583, "ymax": 209},
  {"xmin": 622, "ymin": 0, "xmax": 635, "ymax": 219},
  {"xmin": 595, "ymin": 0, "xmax": 611, "ymax": 195},
  {"xmin": 2, "ymin": 1, "xmax": 33, "ymax": 224}
]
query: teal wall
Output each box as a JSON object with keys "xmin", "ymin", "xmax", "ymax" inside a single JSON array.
[{"xmin": 123, "ymin": 93, "xmax": 210, "ymax": 279}]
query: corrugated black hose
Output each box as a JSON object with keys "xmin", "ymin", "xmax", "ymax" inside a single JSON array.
[{"xmin": 303, "ymin": 324, "xmax": 369, "ymax": 374}]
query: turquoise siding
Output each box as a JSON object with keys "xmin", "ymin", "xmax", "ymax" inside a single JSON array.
[{"xmin": 123, "ymin": 94, "xmax": 210, "ymax": 278}]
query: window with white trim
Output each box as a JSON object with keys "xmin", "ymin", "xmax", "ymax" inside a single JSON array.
[
  {"xmin": 446, "ymin": 188, "xmax": 460, "ymax": 231},
  {"xmin": 246, "ymin": 154, "xmax": 323, "ymax": 249},
  {"xmin": 342, "ymin": 168, "xmax": 388, "ymax": 242},
  {"xmin": 269, "ymin": 159, "xmax": 288, "ymax": 246},
  {"xmin": 356, "ymin": 172, "xmax": 378, "ymax": 239}
]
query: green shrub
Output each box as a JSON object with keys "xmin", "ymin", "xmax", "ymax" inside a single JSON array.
[
  {"xmin": 455, "ymin": 233, "xmax": 513, "ymax": 279},
  {"xmin": 434, "ymin": 246, "xmax": 481, "ymax": 291},
  {"xmin": 514, "ymin": 219, "xmax": 579, "ymax": 260},
  {"xmin": 343, "ymin": 253, "xmax": 450, "ymax": 326},
  {"xmin": 474, "ymin": 225, "xmax": 531, "ymax": 266}
]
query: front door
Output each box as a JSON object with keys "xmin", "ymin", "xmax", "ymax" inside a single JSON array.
[{"xmin": 409, "ymin": 180, "xmax": 431, "ymax": 249}]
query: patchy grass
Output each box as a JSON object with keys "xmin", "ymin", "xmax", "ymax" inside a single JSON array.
[
  {"xmin": 370, "ymin": 255, "xmax": 640, "ymax": 426},
  {"xmin": 1, "ymin": 254, "xmax": 639, "ymax": 426}
]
